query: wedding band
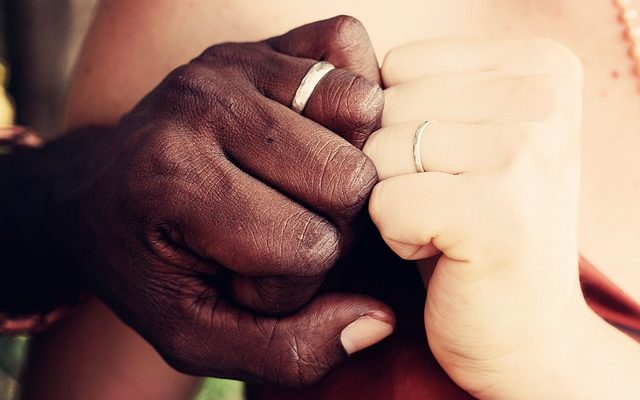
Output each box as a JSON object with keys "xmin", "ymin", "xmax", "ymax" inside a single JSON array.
[
  {"xmin": 413, "ymin": 120, "xmax": 432, "ymax": 173},
  {"xmin": 291, "ymin": 61, "xmax": 335, "ymax": 113}
]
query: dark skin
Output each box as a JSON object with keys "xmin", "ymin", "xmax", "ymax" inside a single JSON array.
[{"xmin": 0, "ymin": 17, "xmax": 396, "ymax": 387}]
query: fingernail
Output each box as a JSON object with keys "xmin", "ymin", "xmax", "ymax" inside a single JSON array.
[{"xmin": 340, "ymin": 315, "xmax": 394, "ymax": 355}]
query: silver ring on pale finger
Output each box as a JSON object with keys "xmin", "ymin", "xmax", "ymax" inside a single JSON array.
[
  {"xmin": 290, "ymin": 61, "xmax": 336, "ymax": 113},
  {"xmin": 413, "ymin": 120, "xmax": 432, "ymax": 173}
]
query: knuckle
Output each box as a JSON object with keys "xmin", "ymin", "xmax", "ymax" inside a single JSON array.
[
  {"xmin": 198, "ymin": 43, "xmax": 229, "ymax": 61},
  {"xmin": 196, "ymin": 42, "xmax": 247, "ymax": 66},
  {"xmin": 166, "ymin": 64, "xmax": 211, "ymax": 101},
  {"xmin": 524, "ymin": 38, "xmax": 584, "ymax": 79},
  {"xmin": 321, "ymin": 144, "xmax": 378, "ymax": 220},
  {"xmin": 325, "ymin": 15, "xmax": 367, "ymax": 44},
  {"xmin": 343, "ymin": 75, "xmax": 384, "ymax": 137},
  {"xmin": 162, "ymin": 63, "xmax": 255, "ymax": 135},
  {"xmin": 160, "ymin": 64, "xmax": 213, "ymax": 123},
  {"xmin": 197, "ymin": 41, "xmax": 269, "ymax": 83},
  {"xmin": 145, "ymin": 134, "xmax": 191, "ymax": 177},
  {"xmin": 127, "ymin": 134, "xmax": 225, "ymax": 217},
  {"xmin": 119, "ymin": 134, "xmax": 195, "ymax": 209},
  {"xmin": 284, "ymin": 212, "xmax": 340, "ymax": 276}
]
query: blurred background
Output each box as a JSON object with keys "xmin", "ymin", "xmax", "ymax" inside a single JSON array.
[
  {"xmin": 0, "ymin": 1, "xmax": 242, "ymax": 398},
  {"xmin": 1, "ymin": 0, "xmax": 95, "ymax": 136}
]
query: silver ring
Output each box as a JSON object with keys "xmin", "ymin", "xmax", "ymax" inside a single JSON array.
[
  {"xmin": 413, "ymin": 121, "xmax": 432, "ymax": 173},
  {"xmin": 291, "ymin": 61, "xmax": 335, "ymax": 113}
]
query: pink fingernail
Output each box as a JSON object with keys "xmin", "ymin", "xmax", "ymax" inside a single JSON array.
[{"xmin": 340, "ymin": 315, "xmax": 394, "ymax": 355}]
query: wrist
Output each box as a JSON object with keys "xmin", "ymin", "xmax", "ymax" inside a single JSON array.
[
  {"xmin": 0, "ymin": 126, "xmax": 111, "ymax": 321},
  {"xmin": 476, "ymin": 289, "xmax": 636, "ymax": 400}
]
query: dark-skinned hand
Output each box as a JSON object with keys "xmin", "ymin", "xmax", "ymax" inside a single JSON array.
[{"xmin": 57, "ymin": 16, "xmax": 394, "ymax": 387}]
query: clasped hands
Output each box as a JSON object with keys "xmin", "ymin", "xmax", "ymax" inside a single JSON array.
[{"xmin": 57, "ymin": 15, "xmax": 585, "ymax": 395}]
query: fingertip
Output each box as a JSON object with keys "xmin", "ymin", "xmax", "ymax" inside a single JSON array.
[
  {"xmin": 264, "ymin": 294, "xmax": 394, "ymax": 386},
  {"xmin": 303, "ymin": 70, "xmax": 383, "ymax": 148},
  {"xmin": 383, "ymin": 236, "xmax": 440, "ymax": 260},
  {"xmin": 340, "ymin": 314, "xmax": 394, "ymax": 355}
]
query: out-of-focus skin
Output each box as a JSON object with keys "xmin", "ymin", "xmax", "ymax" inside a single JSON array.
[
  {"xmin": 23, "ymin": 1, "xmax": 640, "ymax": 399},
  {"xmin": 23, "ymin": 297, "xmax": 201, "ymax": 400}
]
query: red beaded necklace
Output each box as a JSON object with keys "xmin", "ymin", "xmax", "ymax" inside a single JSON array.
[{"xmin": 614, "ymin": 0, "xmax": 640, "ymax": 77}]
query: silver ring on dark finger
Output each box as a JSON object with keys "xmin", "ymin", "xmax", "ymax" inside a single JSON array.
[{"xmin": 291, "ymin": 61, "xmax": 335, "ymax": 113}]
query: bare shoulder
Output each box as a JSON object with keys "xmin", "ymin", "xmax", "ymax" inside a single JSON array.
[{"xmin": 65, "ymin": 0, "xmax": 310, "ymax": 128}]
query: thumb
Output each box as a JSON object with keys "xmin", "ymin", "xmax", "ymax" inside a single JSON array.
[
  {"xmin": 148, "ymin": 289, "xmax": 395, "ymax": 388},
  {"xmin": 259, "ymin": 293, "xmax": 395, "ymax": 387},
  {"xmin": 142, "ymin": 291, "xmax": 394, "ymax": 388}
]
